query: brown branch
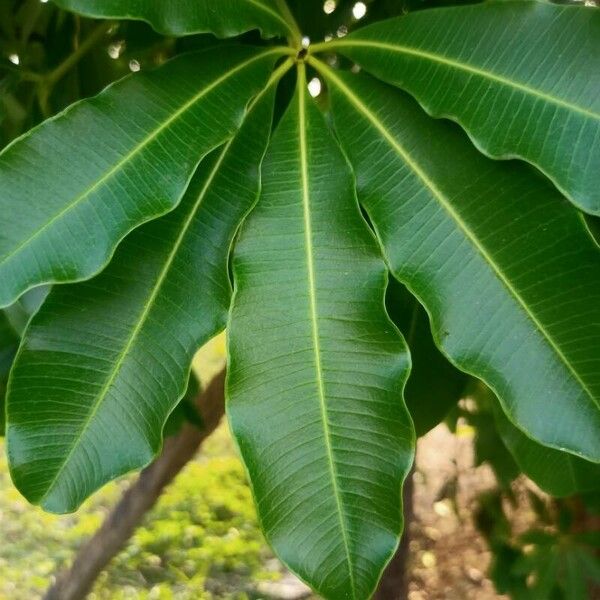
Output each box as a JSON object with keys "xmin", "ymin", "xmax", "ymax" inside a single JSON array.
[
  {"xmin": 44, "ymin": 369, "xmax": 226, "ymax": 600},
  {"xmin": 374, "ymin": 465, "xmax": 415, "ymax": 600}
]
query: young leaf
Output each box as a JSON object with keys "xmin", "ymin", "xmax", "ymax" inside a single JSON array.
[
  {"xmin": 0, "ymin": 45, "xmax": 284, "ymax": 308},
  {"xmin": 317, "ymin": 65, "xmax": 600, "ymax": 462},
  {"xmin": 315, "ymin": 1, "xmax": 600, "ymax": 214},
  {"xmin": 53, "ymin": 0, "xmax": 299, "ymax": 40},
  {"xmin": 6, "ymin": 74, "xmax": 282, "ymax": 513},
  {"xmin": 227, "ymin": 65, "xmax": 414, "ymax": 600}
]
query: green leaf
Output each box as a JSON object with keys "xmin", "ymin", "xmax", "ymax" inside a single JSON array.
[
  {"xmin": 316, "ymin": 1, "xmax": 600, "ymax": 214},
  {"xmin": 227, "ymin": 65, "xmax": 414, "ymax": 600},
  {"xmin": 53, "ymin": 0, "xmax": 298, "ymax": 40},
  {"xmin": 6, "ymin": 72, "xmax": 282, "ymax": 513},
  {"xmin": 0, "ymin": 45, "xmax": 285, "ymax": 309},
  {"xmin": 492, "ymin": 402, "xmax": 600, "ymax": 498},
  {"xmin": 532, "ymin": 548, "xmax": 561, "ymax": 599},
  {"xmin": 585, "ymin": 215, "xmax": 600, "ymax": 248},
  {"xmin": 386, "ymin": 278, "xmax": 467, "ymax": 436},
  {"xmin": 0, "ymin": 311, "xmax": 20, "ymax": 435},
  {"xmin": 316, "ymin": 64, "xmax": 600, "ymax": 462}
]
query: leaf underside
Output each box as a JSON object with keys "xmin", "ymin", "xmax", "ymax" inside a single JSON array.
[
  {"xmin": 6, "ymin": 81, "xmax": 277, "ymax": 513},
  {"xmin": 0, "ymin": 45, "xmax": 281, "ymax": 308},
  {"xmin": 320, "ymin": 67, "xmax": 600, "ymax": 462},
  {"xmin": 227, "ymin": 67, "xmax": 414, "ymax": 600},
  {"xmin": 331, "ymin": 0, "xmax": 600, "ymax": 214}
]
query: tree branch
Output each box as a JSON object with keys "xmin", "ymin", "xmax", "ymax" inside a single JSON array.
[{"xmin": 44, "ymin": 369, "xmax": 226, "ymax": 600}]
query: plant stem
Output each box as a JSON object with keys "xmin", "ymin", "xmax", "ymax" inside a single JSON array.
[
  {"xmin": 309, "ymin": 39, "xmax": 338, "ymax": 54},
  {"xmin": 33, "ymin": 21, "xmax": 112, "ymax": 119},
  {"xmin": 46, "ymin": 21, "xmax": 112, "ymax": 86}
]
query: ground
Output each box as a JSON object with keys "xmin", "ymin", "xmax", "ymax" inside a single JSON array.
[{"xmin": 0, "ymin": 338, "xmax": 536, "ymax": 599}]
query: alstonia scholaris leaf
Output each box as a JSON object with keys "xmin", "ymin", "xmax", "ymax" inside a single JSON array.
[
  {"xmin": 316, "ymin": 65, "xmax": 600, "ymax": 462},
  {"xmin": 317, "ymin": 1, "xmax": 600, "ymax": 214},
  {"xmin": 6, "ymin": 68, "xmax": 284, "ymax": 513},
  {"xmin": 53, "ymin": 0, "xmax": 298, "ymax": 39},
  {"xmin": 227, "ymin": 65, "xmax": 414, "ymax": 600},
  {"xmin": 0, "ymin": 45, "xmax": 284, "ymax": 308}
]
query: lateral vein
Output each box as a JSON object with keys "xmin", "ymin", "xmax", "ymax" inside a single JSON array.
[
  {"xmin": 311, "ymin": 58, "xmax": 596, "ymax": 407},
  {"xmin": 314, "ymin": 39, "xmax": 599, "ymax": 120},
  {"xmin": 0, "ymin": 47, "xmax": 286, "ymax": 267}
]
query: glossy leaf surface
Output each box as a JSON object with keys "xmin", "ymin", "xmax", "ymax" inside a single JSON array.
[
  {"xmin": 319, "ymin": 66, "xmax": 600, "ymax": 462},
  {"xmin": 6, "ymin": 82, "xmax": 278, "ymax": 513},
  {"xmin": 227, "ymin": 67, "xmax": 414, "ymax": 600},
  {"xmin": 0, "ymin": 45, "xmax": 282, "ymax": 308},
  {"xmin": 323, "ymin": 1, "xmax": 600, "ymax": 214},
  {"xmin": 53, "ymin": 0, "xmax": 297, "ymax": 39}
]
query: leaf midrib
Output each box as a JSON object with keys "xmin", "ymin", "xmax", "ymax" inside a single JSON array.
[
  {"xmin": 317, "ymin": 39, "xmax": 600, "ymax": 121},
  {"xmin": 38, "ymin": 145, "xmax": 231, "ymax": 504},
  {"xmin": 313, "ymin": 59, "xmax": 598, "ymax": 410},
  {"xmin": 297, "ymin": 64, "xmax": 356, "ymax": 598},
  {"xmin": 0, "ymin": 47, "xmax": 285, "ymax": 268},
  {"xmin": 37, "ymin": 59, "xmax": 294, "ymax": 505}
]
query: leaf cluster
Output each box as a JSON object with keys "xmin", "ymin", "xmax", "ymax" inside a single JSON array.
[{"xmin": 1, "ymin": 1, "xmax": 599, "ymax": 597}]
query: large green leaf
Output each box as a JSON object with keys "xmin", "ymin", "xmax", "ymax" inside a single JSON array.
[
  {"xmin": 313, "ymin": 1, "xmax": 600, "ymax": 214},
  {"xmin": 492, "ymin": 402, "xmax": 600, "ymax": 498},
  {"xmin": 386, "ymin": 278, "xmax": 467, "ymax": 436},
  {"xmin": 227, "ymin": 65, "xmax": 414, "ymax": 600},
  {"xmin": 53, "ymin": 0, "xmax": 299, "ymax": 40},
  {"xmin": 0, "ymin": 311, "xmax": 19, "ymax": 435},
  {"xmin": 6, "ymin": 68, "xmax": 284, "ymax": 513},
  {"xmin": 0, "ymin": 45, "xmax": 284, "ymax": 309},
  {"xmin": 315, "ymin": 64, "xmax": 600, "ymax": 462}
]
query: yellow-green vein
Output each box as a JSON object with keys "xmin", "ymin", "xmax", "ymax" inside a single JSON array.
[
  {"xmin": 309, "ymin": 39, "xmax": 600, "ymax": 121},
  {"xmin": 38, "ymin": 60, "xmax": 293, "ymax": 504},
  {"xmin": 0, "ymin": 47, "xmax": 289, "ymax": 267},
  {"xmin": 310, "ymin": 57, "xmax": 597, "ymax": 409},
  {"xmin": 297, "ymin": 63, "xmax": 356, "ymax": 597}
]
